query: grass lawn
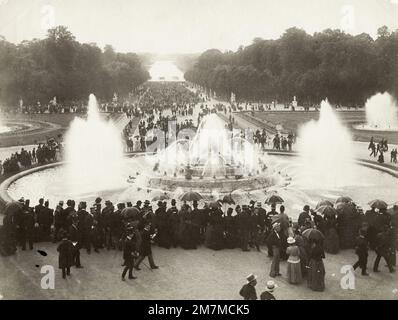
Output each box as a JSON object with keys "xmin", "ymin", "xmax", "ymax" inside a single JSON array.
[
  {"xmin": 253, "ymin": 111, "xmax": 398, "ymax": 144},
  {"xmin": 0, "ymin": 113, "xmax": 122, "ymax": 148}
]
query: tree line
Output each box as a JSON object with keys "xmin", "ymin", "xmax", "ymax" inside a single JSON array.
[
  {"xmin": 0, "ymin": 26, "xmax": 150, "ymax": 107},
  {"xmin": 185, "ymin": 26, "xmax": 398, "ymax": 106}
]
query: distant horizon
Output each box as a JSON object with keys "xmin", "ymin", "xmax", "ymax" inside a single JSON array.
[
  {"xmin": 1, "ymin": 0, "xmax": 398, "ymax": 54},
  {"xmin": 0, "ymin": 24, "xmax": 395, "ymax": 56}
]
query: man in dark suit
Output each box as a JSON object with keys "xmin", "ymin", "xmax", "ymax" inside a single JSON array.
[
  {"xmin": 122, "ymin": 226, "xmax": 139, "ymax": 281},
  {"xmin": 298, "ymin": 205, "xmax": 311, "ymax": 227},
  {"xmin": 236, "ymin": 205, "xmax": 250, "ymax": 252},
  {"xmin": 135, "ymin": 222, "xmax": 159, "ymax": 270},
  {"xmin": 68, "ymin": 217, "xmax": 83, "ymax": 268},
  {"xmin": 57, "ymin": 233, "xmax": 74, "ymax": 279},
  {"xmin": 267, "ymin": 223, "xmax": 282, "ymax": 277},
  {"xmin": 110, "ymin": 203, "xmax": 124, "ymax": 250},
  {"xmin": 373, "ymin": 225, "xmax": 395, "ymax": 273},
  {"xmin": 239, "ymin": 274, "xmax": 257, "ymax": 300},
  {"xmin": 35, "ymin": 198, "xmax": 46, "ymax": 241},
  {"xmin": 167, "ymin": 199, "xmax": 179, "ymax": 248},
  {"xmin": 353, "ymin": 229, "xmax": 369, "ymax": 276},
  {"xmin": 364, "ymin": 207, "xmax": 378, "ymax": 249},
  {"xmin": 21, "ymin": 203, "xmax": 35, "ymax": 251},
  {"xmin": 40, "ymin": 200, "xmax": 53, "ymax": 241}
]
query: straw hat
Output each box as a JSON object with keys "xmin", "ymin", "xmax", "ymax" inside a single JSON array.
[
  {"xmin": 272, "ymin": 222, "xmax": 281, "ymax": 230},
  {"xmin": 287, "ymin": 237, "xmax": 296, "ymax": 244},
  {"xmin": 266, "ymin": 280, "xmax": 275, "ymax": 292}
]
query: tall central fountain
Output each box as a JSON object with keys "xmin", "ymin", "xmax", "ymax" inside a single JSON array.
[
  {"xmin": 64, "ymin": 94, "xmax": 125, "ymax": 193},
  {"xmin": 133, "ymin": 113, "xmax": 281, "ymax": 194},
  {"xmin": 297, "ymin": 99, "xmax": 356, "ymax": 188}
]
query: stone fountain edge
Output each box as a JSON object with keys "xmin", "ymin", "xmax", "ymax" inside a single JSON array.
[{"xmin": 0, "ymin": 151, "xmax": 397, "ymax": 209}]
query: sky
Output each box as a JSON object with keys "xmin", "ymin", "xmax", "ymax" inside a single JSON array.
[{"xmin": 1, "ymin": 0, "xmax": 398, "ymax": 54}]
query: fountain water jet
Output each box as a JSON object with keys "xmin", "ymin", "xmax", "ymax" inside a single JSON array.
[
  {"xmin": 64, "ymin": 94, "xmax": 125, "ymax": 193},
  {"xmin": 297, "ymin": 99, "xmax": 356, "ymax": 188},
  {"xmin": 363, "ymin": 92, "xmax": 398, "ymax": 131}
]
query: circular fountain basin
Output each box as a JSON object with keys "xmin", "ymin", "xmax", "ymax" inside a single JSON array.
[
  {"xmin": 353, "ymin": 123, "xmax": 398, "ymax": 132},
  {"xmin": 4, "ymin": 153, "xmax": 397, "ymax": 220}
]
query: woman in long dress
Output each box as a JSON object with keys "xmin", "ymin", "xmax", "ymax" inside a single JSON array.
[
  {"xmin": 293, "ymin": 226, "xmax": 309, "ymax": 277},
  {"xmin": 205, "ymin": 208, "xmax": 225, "ymax": 250},
  {"xmin": 286, "ymin": 237, "xmax": 302, "ymax": 284},
  {"xmin": 180, "ymin": 206, "xmax": 197, "ymax": 249},
  {"xmin": 307, "ymin": 240, "xmax": 326, "ymax": 291},
  {"xmin": 324, "ymin": 215, "xmax": 339, "ymax": 254}
]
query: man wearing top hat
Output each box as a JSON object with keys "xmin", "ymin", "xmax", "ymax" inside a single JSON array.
[
  {"xmin": 239, "ymin": 274, "xmax": 258, "ymax": 300},
  {"xmin": 102, "ymin": 200, "xmax": 114, "ymax": 250},
  {"xmin": 134, "ymin": 200, "xmax": 142, "ymax": 211},
  {"xmin": 76, "ymin": 201, "xmax": 90, "ymax": 253},
  {"xmin": 167, "ymin": 199, "xmax": 179, "ymax": 248},
  {"xmin": 191, "ymin": 200, "xmax": 202, "ymax": 246},
  {"xmin": 236, "ymin": 205, "xmax": 251, "ymax": 251},
  {"xmin": 110, "ymin": 203, "xmax": 125, "ymax": 250},
  {"xmin": 122, "ymin": 224, "xmax": 140, "ymax": 281},
  {"xmin": 68, "ymin": 216, "xmax": 83, "ymax": 268},
  {"xmin": 135, "ymin": 222, "xmax": 159, "ymax": 270}
]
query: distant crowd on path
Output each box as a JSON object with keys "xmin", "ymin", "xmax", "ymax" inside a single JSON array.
[
  {"xmin": 1, "ymin": 195, "xmax": 396, "ymax": 287},
  {"xmin": 123, "ymin": 83, "xmax": 220, "ymax": 152},
  {"xmin": 368, "ymin": 137, "xmax": 397, "ymax": 164},
  {"xmin": 0, "ymin": 140, "xmax": 62, "ymax": 176}
]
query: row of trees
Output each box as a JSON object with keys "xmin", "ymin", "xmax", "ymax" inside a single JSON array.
[
  {"xmin": 0, "ymin": 26, "xmax": 150, "ymax": 107},
  {"xmin": 185, "ymin": 26, "xmax": 398, "ymax": 106}
]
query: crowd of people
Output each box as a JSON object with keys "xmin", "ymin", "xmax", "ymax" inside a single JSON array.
[
  {"xmin": 1, "ymin": 194, "xmax": 396, "ymax": 288},
  {"xmin": 123, "ymin": 83, "xmax": 214, "ymax": 152},
  {"xmin": 0, "ymin": 140, "xmax": 61, "ymax": 176},
  {"xmin": 368, "ymin": 137, "xmax": 390, "ymax": 164}
]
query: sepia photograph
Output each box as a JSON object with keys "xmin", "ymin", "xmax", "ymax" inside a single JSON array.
[{"xmin": 0, "ymin": 0, "xmax": 397, "ymax": 304}]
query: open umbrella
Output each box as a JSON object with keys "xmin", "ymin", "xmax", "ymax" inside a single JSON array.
[
  {"xmin": 152, "ymin": 193, "xmax": 170, "ymax": 201},
  {"xmin": 335, "ymin": 196, "xmax": 353, "ymax": 205},
  {"xmin": 316, "ymin": 205, "xmax": 337, "ymax": 217},
  {"xmin": 180, "ymin": 191, "xmax": 203, "ymax": 202},
  {"xmin": 315, "ymin": 199, "xmax": 333, "ymax": 209},
  {"xmin": 302, "ymin": 228, "xmax": 325, "ymax": 241},
  {"xmin": 368, "ymin": 199, "xmax": 388, "ymax": 210},
  {"xmin": 264, "ymin": 194, "xmax": 284, "ymax": 205},
  {"xmin": 220, "ymin": 194, "xmax": 236, "ymax": 205},
  {"xmin": 121, "ymin": 207, "xmax": 140, "ymax": 221},
  {"xmin": 335, "ymin": 202, "xmax": 352, "ymax": 212}
]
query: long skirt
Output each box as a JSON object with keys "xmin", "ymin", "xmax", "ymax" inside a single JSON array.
[
  {"xmin": 307, "ymin": 259, "xmax": 325, "ymax": 291},
  {"xmin": 269, "ymin": 246, "xmax": 280, "ymax": 277},
  {"xmin": 298, "ymin": 246, "xmax": 309, "ymax": 277},
  {"xmin": 324, "ymin": 228, "xmax": 339, "ymax": 254},
  {"xmin": 205, "ymin": 225, "xmax": 224, "ymax": 250},
  {"xmin": 287, "ymin": 260, "xmax": 302, "ymax": 284}
]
